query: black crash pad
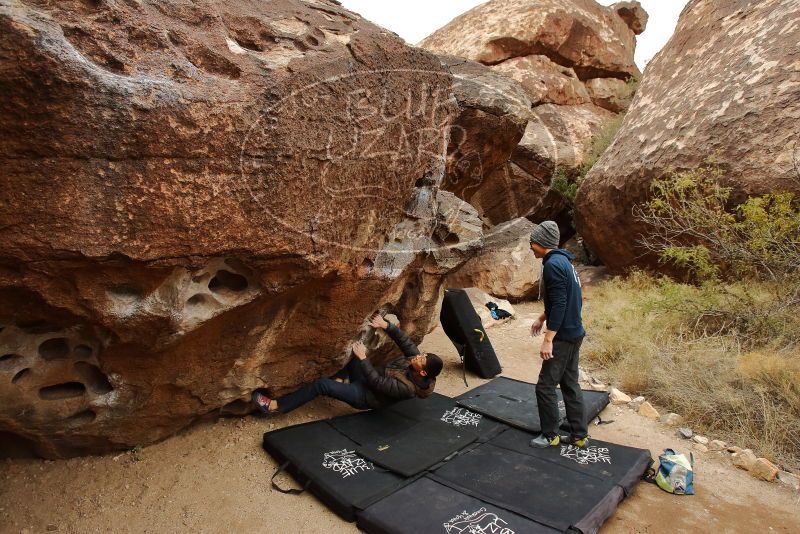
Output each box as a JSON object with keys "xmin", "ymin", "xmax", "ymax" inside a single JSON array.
[
  {"xmin": 263, "ymin": 398, "xmax": 487, "ymax": 520},
  {"xmin": 358, "ymin": 476, "xmax": 560, "ymax": 534},
  {"xmin": 489, "ymin": 427, "xmax": 653, "ymax": 496},
  {"xmin": 386, "ymin": 392, "xmax": 505, "ymax": 441},
  {"xmin": 356, "ymin": 420, "xmax": 478, "ymax": 477},
  {"xmin": 455, "ymin": 376, "xmax": 610, "ymax": 434},
  {"xmin": 429, "ymin": 441, "xmax": 625, "ymax": 534},
  {"xmin": 262, "ymin": 420, "xmax": 408, "ymax": 521}
]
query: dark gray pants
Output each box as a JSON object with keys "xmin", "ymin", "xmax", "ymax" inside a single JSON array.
[{"xmin": 535, "ymin": 336, "xmax": 587, "ymax": 439}]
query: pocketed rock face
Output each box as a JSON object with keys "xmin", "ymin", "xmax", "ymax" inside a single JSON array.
[
  {"xmin": 575, "ymin": 0, "xmax": 800, "ymax": 272},
  {"xmin": 0, "ymin": 0, "xmax": 475, "ymax": 457}
]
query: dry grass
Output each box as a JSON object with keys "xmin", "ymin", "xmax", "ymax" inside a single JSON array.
[{"xmin": 583, "ymin": 273, "xmax": 800, "ymax": 470}]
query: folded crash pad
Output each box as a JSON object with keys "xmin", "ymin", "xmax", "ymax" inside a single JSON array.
[
  {"xmin": 455, "ymin": 376, "xmax": 610, "ymax": 434},
  {"xmin": 440, "ymin": 288, "xmax": 501, "ymax": 378}
]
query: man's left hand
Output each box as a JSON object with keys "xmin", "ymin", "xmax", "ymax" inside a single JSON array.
[
  {"xmin": 540, "ymin": 339, "xmax": 554, "ymax": 360},
  {"xmin": 352, "ymin": 340, "xmax": 368, "ymax": 360}
]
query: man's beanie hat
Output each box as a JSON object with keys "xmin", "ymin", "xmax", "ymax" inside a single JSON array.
[
  {"xmin": 425, "ymin": 353, "xmax": 443, "ymax": 379},
  {"xmin": 530, "ymin": 221, "xmax": 560, "ymax": 249}
]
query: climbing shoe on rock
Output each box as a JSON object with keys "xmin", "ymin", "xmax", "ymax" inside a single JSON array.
[{"xmin": 252, "ymin": 391, "xmax": 276, "ymax": 416}]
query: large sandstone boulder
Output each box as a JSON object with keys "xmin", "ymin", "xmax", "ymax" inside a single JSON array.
[
  {"xmin": 418, "ymin": 0, "xmax": 641, "ymax": 80},
  {"xmin": 447, "ymin": 218, "xmax": 541, "ymax": 301},
  {"xmin": 419, "ymin": 0, "xmax": 644, "ymax": 235},
  {"xmin": 0, "ymin": 0, "xmax": 482, "ymax": 457},
  {"xmin": 575, "ymin": 0, "xmax": 800, "ymax": 272},
  {"xmin": 471, "ymin": 103, "xmax": 614, "ymax": 230},
  {"xmin": 437, "ymin": 55, "xmax": 532, "ymax": 206},
  {"xmin": 491, "ymin": 55, "xmax": 590, "ymax": 106}
]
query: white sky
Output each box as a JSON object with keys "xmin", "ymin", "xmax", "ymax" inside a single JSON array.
[{"xmin": 338, "ymin": 0, "xmax": 688, "ymax": 69}]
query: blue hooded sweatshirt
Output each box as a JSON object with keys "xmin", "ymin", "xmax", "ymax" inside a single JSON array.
[{"xmin": 541, "ymin": 249, "xmax": 585, "ymax": 341}]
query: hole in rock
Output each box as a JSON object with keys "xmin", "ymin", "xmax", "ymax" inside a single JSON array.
[
  {"xmin": 305, "ymin": 35, "xmax": 320, "ymax": 47},
  {"xmin": 444, "ymin": 232, "xmax": 461, "ymax": 245},
  {"xmin": 0, "ymin": 354, "xmax": 21, "ymax": 370},
  {"xmin": 233, "ymin": 36, "xmax": 262, "ymax": 52},
  {"xmin": 220, "ymin": 399, "xmax": 251, "ymax": 416},
  {"xmin": 108, "ymin": 286, "xmax": 141, "ymax": 298},
  {"xmin": 39, "ymin": 382, "xmax": 87, "ymax": 401},
  {"xmin": 73, "ymin": 345, "xmax": 93, "ymax": 359},
  {"xmin": 38, "ymin": 338, "xmax": 70, "ymax": 361},
  {"xmin": 66, "ymin": 409, "xmax": 96, "ymax": 428},
  {"xmin": 12, "ymin": 368, "xmax": 30, "ymax": 384},
  {"xmin": 74, "ymin": 362, "xmax": 113, "ymax": 395},
  {"xmin": 360, "ymin": 258, "xmax": 374, "ymax": 274},
  {"xmin": 186, "ymin": 294, "xmax": 210, "ymax": 306},
  {"xmin": 16, "ymin": 320, "xmax": 59, "ymax": 334},
  {"xmin": 208, "ymin": 270, "xmax": 248, "ymax": 293}
]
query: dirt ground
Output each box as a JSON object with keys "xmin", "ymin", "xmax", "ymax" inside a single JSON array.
[{"xmin": 2, "ymin": 300, "xmax": 799, "ymax": 534}]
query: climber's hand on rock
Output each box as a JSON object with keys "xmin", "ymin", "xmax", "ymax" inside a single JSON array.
[
  {"xmin": 352, "ymin": 341, "xmax": 368, "ymax": 360},
  {"xmin": 369, "ymin": 313, "xmax": 389, "ymax": 330}
]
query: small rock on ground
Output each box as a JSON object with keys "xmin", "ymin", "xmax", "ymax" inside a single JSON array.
[
  {"xmin": 708, "ymin": 440, "xmax": 727, "ymax": 451},
  {"xmin": 750, "ymin": 458, "xmax": 779, "ymax": 481},
  {"xmin": 691, "ymin": 435, "xmax": 709, "ymax": 445},
  {"xmin": 693, "ymin": 443, "xmax": 709, "ymax": 453},
  {"xmin": 732, "ymin": 449, "xmax": 758, "ymax": 471},
  {"xmin": 677, "ymin": 427, "xmax": 693, "ymax": 439},
  {"xmin": 637, "ymin": 401, "xmax": 659, "ymax": 419},
  {"xmin": 660, "ymin": 413, "xmax": 683, "ymax": 426},
  {"xmin": 628, "ymin": 396, "xmax": 646, "ymax": 410},
  {"xmin": 609, "ymin": 387, "xmax": 632, "ymax": 405}
]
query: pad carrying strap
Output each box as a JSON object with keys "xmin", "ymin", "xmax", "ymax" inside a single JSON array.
[{"xmin": 271, "ymin": 461, "xmax": 311, "ymax": 495}]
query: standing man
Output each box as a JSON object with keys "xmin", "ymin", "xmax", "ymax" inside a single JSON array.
[{"xmin": 528, "ymin": 221, "xmax": 587, "ymax": 448}]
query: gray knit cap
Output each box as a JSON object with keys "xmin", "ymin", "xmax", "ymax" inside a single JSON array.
[{"xmin": 529, "ymin": 221, "xmax": 560, "ymax": 249}]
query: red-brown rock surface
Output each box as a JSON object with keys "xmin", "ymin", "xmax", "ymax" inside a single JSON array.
[
  {"xmin": 0, "ymin": 0, "xmax": 482, "ymax": 457},
  {"xmin": 420, "ymin": 0, "xmax": 644, "ymax": 232},
  {"xmin": 437, "ymin": 55, "xmax": 532, "ymax": 209},
  {"xmin": 418, "ymin": 0, "xmax": 641, "ymax": 80},
  {"xmin": 575, "ymin": 0, "xmax": 800, "ymax": 272}
]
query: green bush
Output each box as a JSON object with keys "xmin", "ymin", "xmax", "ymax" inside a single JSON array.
[{"xmin": 584, "ymin": 168, "xmax": 800, "ymax": 469}]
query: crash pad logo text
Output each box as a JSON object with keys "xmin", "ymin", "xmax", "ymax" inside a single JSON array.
[
  {"xmin": 444, "ymin": 507, "xmax": 515, "ymax": 534},
  {"xmin": 560, "ymin": 444, "xmax": 612, "ymax": 465},
  {"xmin": 441, "ymin": 407, "xmax": 482, "ymax": 427},
  {"xmin": 321, "ymin": 449, "xmax": 373, "ymax": 478}
]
